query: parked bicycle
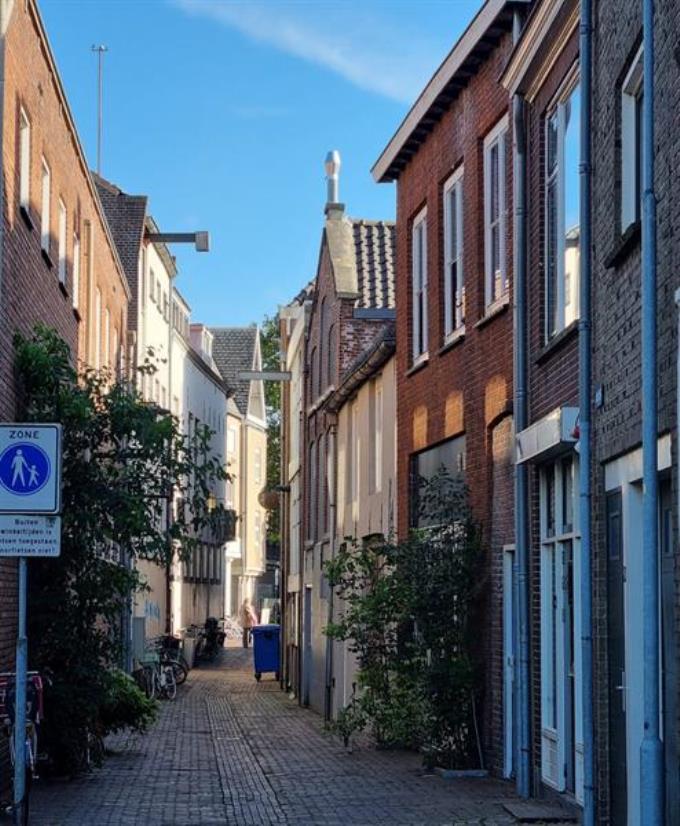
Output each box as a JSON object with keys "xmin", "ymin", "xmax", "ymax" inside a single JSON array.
[
  {"xmin": 133, "ymin": 647, "xmax": 177, "ymax": 701},
  {"xmin": 0, "ymin": 671, "xmax": 44, "ymax": 826},
  {"xmin": 147, "ymin": 635, "xmax": 188, "ymax": 686}
]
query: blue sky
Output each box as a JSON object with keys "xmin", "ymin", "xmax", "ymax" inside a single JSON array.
[{"xmin": 40, "ymin": 0, "xmax": 480, "ymax": 327}]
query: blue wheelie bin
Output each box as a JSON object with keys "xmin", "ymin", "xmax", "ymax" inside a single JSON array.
[{"xmin": 252, "ymin": 624, "xmax": 280, "ymax": 682}]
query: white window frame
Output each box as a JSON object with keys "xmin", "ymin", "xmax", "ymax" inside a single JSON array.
[
  {"xmin": 544, "ymin": 73, "xmax": 581, "ymax": 340},
  {"xmin": 19, "ymin": 108, "xmax": 31, "ymax": 211},
  {"xmin": 411, "ymin": 207, "xmax": 428, "ymax": 363},
  {"xmin": 94, "ymin": 288, "xmax": 102, "ymax": 369},
  {"xmin": 539, "ymin": 454, "xmax": 583, "ymax": 801},
  {"xmin": 621, "ymin": 45, "xmax": 643, "ymax": 233},
  {"xmin": 483, "ymin": 115, "xmax": 509, "ymax": 309},
  {"xmin": 72, "ymin": 234, "xmax": 80, "ymax": 310},
  {"xmin": 443, "ymin": 166, "xmax": 465, "ymax": 340},
  {"xmin": 227, "ymin": 427, "xmax": 236, "ymax": 456},
  {"xmin": 57, "ymin": 199, "xmax": 67, "ymax": 283},
  {"xmin": 40, "ymin": 158, "xmax": 51, "ymax": 253},
  {"xmin": 254, "ymin": 447, "xmax": 262, "ymax": 484}
]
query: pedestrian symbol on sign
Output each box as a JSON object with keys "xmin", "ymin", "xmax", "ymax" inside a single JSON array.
[{"xmin": 0, "ymin": 443, "xmax": 51, "ymax": 496}]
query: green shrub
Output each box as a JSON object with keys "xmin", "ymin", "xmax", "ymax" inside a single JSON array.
[{"xmin": 99, "ymin": 669, "xmax": 158, "ymax": 736}]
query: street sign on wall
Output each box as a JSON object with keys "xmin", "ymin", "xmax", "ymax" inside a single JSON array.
[
  {"xmin": 0, "ymin": 424, "xmax": 62, "ymax": 514},
  {"xmin": 0, "ymin": 514, "xmax": 61, "ymax": 557}
]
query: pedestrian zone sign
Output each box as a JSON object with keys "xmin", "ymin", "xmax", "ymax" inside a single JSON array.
[
  {"xmin": 0, "ymin": 514, "xmax": 61, "ymax": 557},
  {"xmin": 0, "ymin": 424, "xmax": 61, "ymax": 515}
]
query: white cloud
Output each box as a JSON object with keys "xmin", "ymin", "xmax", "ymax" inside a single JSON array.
[{"xmin": 173, "ymin": 0, "xmax": 447, "ymax": 104}]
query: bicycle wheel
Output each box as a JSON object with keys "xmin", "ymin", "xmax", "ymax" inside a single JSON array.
[
  {"xmin": 145, "ymin": 666, "xmax": 157, "ymax": 700},
  {"xmin": 164, "ymin": 666, "xmax": 177, "ymax": 700},
  {"xmin": 170, "ymin": 659, "xmax": 188, "ymax": 686}
]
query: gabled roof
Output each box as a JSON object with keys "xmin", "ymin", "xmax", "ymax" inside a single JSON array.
[
  {"xmin": 93, "ymin": 174, "xmax": 147, "ymax": 327},
  {"xmin": 211, "ymin": 327, "xmax": 259, "ymax": 416},
  {"xmin": 324, "ymin": 209, "xmax": 396, "ymax": 309},
  {"xmin": 372, "ymin": 0, "xmax": 530, "ymax": 183}
]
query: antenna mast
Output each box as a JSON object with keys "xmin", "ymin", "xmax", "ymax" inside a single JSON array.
[{"xmin": 91, "ymin": 45, "xmax": 108, "ymax": 175}]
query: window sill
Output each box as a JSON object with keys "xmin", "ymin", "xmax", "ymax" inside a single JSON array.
[
  {"xmin": 406, "ymin": 354, "xmax": 429, "ymax": 377},
  {"xmin": 41, "ymin": 248, "xmax": 54, "ymax": 269},
  {"xmin": 535, "ymin": 319, "xmax": 579, "ymax": 365},
  {"xmin": 438, "ymin": 327, "xmax": 466, "ymax": 355},
  {"xmin": 58, "ymin": 281, "xmax": 68, "ymax": 298},
  {"xmin": 604, "ymin": 220, "xmax": 641, "ymax": 269},
  {"xmin": 20, "ymin": 205, "xmax": 34, "ymax": 231},
  {"xmin": 475, "ymin": 294, "xmax": 510, "ymax": 329}
]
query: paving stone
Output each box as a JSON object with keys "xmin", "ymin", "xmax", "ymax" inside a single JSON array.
[{"xmin": 20, "ymin": 647, "xmax": 533, "ymax": 825}]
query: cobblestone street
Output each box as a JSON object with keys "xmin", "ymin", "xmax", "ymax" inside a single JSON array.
[{"xmin": 26, "ymin": 647, "xmax": 534, "ymax": 825}]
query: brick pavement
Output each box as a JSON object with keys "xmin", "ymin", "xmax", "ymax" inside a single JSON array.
[{"xmin": 26, "ymin": 648, "xmax": 537, "ymax": 825}]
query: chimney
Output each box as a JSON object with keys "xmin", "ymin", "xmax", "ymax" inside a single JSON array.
[{"xmin": 324, "ymin": 150, "xmax": 344, "ymax": 216}]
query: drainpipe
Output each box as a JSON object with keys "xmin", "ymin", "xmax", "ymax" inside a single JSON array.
[
  {"xmin": 578, "ymin": 0, "xmax": 595, "ymax": 821},
  {"xmin": 324, "ymin": 421, "xmax": 337, "ymax": 721},
  {"xmin": 640, "ymin": 0, "xmax": 663, "ymax": 821},
  {"xmin": 512, "ymin": 91, "xmax": 530, "ymax": 799}
]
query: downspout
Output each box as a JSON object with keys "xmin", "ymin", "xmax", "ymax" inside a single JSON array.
[
  {"xmin": 578, "ymin": 0, "xmax": 595, "ymax": 821},
  {"xmin": 512, "ymin": 90, "xmax": 530, "ymax": 799},
  {"xmin": 640, "ymin": 0, "xmax": 663, "ymax": 820},
  {"xmin": 324, "ymin": 420, "xmax": 337, "ymax": 721}
]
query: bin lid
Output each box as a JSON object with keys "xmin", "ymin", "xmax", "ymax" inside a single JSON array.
[{"xmin": 252, "ymin": 624, "xmax": 280, "ymax": 634}]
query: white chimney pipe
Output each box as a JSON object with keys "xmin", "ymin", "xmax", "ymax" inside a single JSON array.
[{"xmin": 325, "ymin": 150, "xmax": 341, "ymax": 205}]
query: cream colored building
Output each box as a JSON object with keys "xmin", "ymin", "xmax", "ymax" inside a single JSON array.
[
  {"xmin": 328, "ymin": 336, "xmax": 397, "ymax": 716},
  {"xmin": 212, "ymin": 327, "xmax": 267, "ymax": 613}
]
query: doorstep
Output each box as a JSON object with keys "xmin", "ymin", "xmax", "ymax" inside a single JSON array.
[{"xmin": 503, "ymin": 801, "xmax": 578, "ymax": 822}]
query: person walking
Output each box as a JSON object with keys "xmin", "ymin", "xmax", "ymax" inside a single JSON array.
[{"xmin": 239, "ymin": 598, "xmax": 258, "ymax": 648}]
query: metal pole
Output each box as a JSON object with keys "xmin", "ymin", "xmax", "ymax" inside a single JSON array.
[
  {"xmin": 91, "ymin": 45, "xmax": 107, "ymax": 176},
  {"xmin": 511, "ymin": 91, "xmax": 530, "ymax": 799},
  {"xmin": 578, "ymin": 0, "xmax": 595, "ymax": 821},
  {"xmin": 640, "ymin": 0, "xmax": 663, "ymax": 820},
  {"xmin": 13, "ymin": 557, "xmax": 27, "ymax": 826}
]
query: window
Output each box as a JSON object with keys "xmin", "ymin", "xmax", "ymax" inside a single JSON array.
[
  {"xmin": 40, "ymin": 158, "xmax": 51, "ymax": 252},
  {"xmin": 149, "ymin": 268, "xmax": 155, "ymax": 301},
  {"xmin": 327, "ymin": 324, "xmax": 336, "ymax": 386},
  {"xmin": 57, "ymin": 200, "xmax": 67, "ymax": 283},
  {"xmin": 309, "ymin": 441, "xmax": 317, "ymax": 540},
  {"xmin": 411, "ymin": 207, "xmax": 428, "ymax": 361},
  {"xmin": 410, "ymin": 435, "xmax": 465, "ymax": 528},
  {"xmin": 19, "ymin": 108, "xmax": 30, "ymax": 211},
  {"xmin": 545, "ymin": 77, "xmax": 581, "ymax": 339},
  {"xmin": 113, "ymin": 327, "xmax": 119, "ymax": 375},
  {"xmin": 539, "ymin": 455, "xmax": 582, "ymax": 795},
  {"xmin": 227, "ymin": 426, "xmax": 236, "ymax": 456},
  {"xmin": 94, "ymin": 288, "xmax": 102, "ymax": 369},
  {"xmin": 319, "ymin": 298, "xmax": 327, "ymax": 389},
  {"xmin": 72, "ymin": 235, "xmax": 80, "ymax": 310},
  {"xmin": 254, "ymin": 447, "xmax": 262, "ymax": 484},
  {"xmin": 369, "ymin": 379, "xmax": 383, "ymax": 494},
  {"xmin": 484, "ymin": 116, "xmax": 509, "ymax": 307},
  {"xmin": 163, "ymin": 291, "xmax": 169, "ymax": 321},
  {"xmin": 621, "ymin": 46, "xmax": 643, "ymax": 232},
  {"xmin": 310, "ymin": 346, "xmax": 318, "ymax": 400},
  {"xmin": 443, "ymin": 166, "xmax": 465, "ymax": 338},
  {"xmin": 104, "ymin": 308, "xmax": 110, "ymax": 368},
  {"xmin": 156, "ymin": 278, "xmax": 161, "ymax": 306}
]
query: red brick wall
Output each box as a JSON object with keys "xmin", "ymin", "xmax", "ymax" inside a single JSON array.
[
  {"xmin": 392, "ymin": 31, "xmax": 515, "ymax": 774},
  {"xmin": 520, "ymin": 28, "xmax": 581, "ymax": 793},
  {"xmin": 0, "ymin": 0, "xmax": 127, "ymax": 673}
]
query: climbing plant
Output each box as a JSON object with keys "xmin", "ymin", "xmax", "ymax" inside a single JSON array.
[
  {"xmin": 324, "ymin": 470, "xmax": 485, "ymax": 770},
  {"xmin": 13, "ymin": 325, "xmax": 228, "ymax": 773}
]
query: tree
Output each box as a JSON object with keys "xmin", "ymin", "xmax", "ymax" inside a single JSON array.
[
  {"xmin": 325, "ymin": 471, "xmax": 485, "ymax": 770},
  {"xmin": 13, "ymin": 326, "xmax": 228, "ymax": 773},
  {"xmin": 260, "ymin": 314, "xmax": 281, "ymax": 542}
]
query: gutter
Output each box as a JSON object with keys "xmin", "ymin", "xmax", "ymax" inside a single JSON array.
[
  {"xmin": 511, "ymin": 89, "xmax": 530, "ymax": 800},
  {"xmin": 578, "ymin": 0, "xmax": 595, "ymax": 820},
  {"xmin": 325, "ymin": 329, "xmax": 396, "ymax": 414},
  {"xmin": 640, "ymin": 0, "xmax": 663, "ymax": 819}
]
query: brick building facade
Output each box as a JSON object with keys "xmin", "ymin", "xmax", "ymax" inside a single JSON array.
[
  {"xmin": 0, "ymin": 0, "xmax": 128, "ymax": 675},
  {"xmin": 373, "ymin": 0, "xmax": 528, "ymax": 775},
  {"xmin": 590, "ymin": 0, "xmax": 680, "ymax": 821},
  {"xmin": 299, "ymin": 179, "xmax": 395, "ymax": 715}
]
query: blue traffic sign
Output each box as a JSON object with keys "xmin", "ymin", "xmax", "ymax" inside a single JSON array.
[
  {"xmin": 0, "ymin": 425, "xmax": 61, "ymax": 515},
  {"xmin": 0, "ymin": 443, "xmax": 51, "ymax": 497}
]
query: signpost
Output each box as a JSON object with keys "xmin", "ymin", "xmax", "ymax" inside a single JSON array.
[{"xmin": 0, "ymin": 424, "xmax": 62, "ymax": 825}]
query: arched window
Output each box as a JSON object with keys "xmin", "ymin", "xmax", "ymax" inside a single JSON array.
[
  {"xmin": 319, "ymin": 298, "xmax": 327, "ymax": 389},
  {"xmin": 317, "ymin": 432, "xmax": 326, "ymax": 540},
  {"xmin": 327, "ymin": 324, "xmax": 336, "ymax": 388},
  {"xmin": 310, "ymin": 346, "xmax": 318, "ymax": 401},
  {"xmin": 308, "ymin": 440, "xmax": 317, "ymax": 541}
]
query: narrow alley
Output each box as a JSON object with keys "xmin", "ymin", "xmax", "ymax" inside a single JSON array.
[{"xmin": 30, "ymin": 649, "xmax": 533, "ymax": 826}]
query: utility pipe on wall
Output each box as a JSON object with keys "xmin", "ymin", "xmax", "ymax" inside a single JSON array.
[
  {"xmin": 578, "ymin": 0, "xmax": 595, "ymax": 821},
  {"xmin": 324, "ymin": 422, "xmax": 337, "ymax": 722},
  {"xmin": 640, "ymin": 0, "xmax": 663, "ymax": 821},
  {"xmin": 511, "ymin": 91, "xmax": 530, "ymax": 799}
]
